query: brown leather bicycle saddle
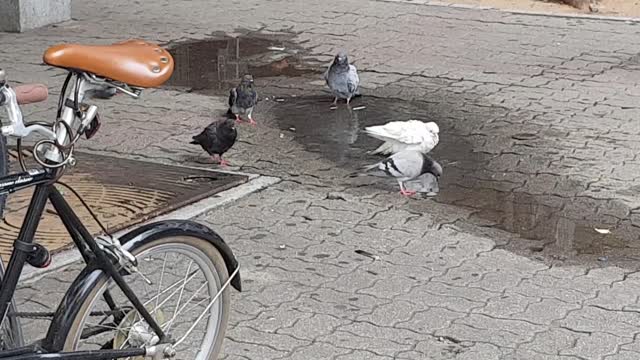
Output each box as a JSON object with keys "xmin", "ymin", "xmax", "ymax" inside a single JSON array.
[{"xmin": 43, "ymin": 39, "xmax": 174, "ymax": 88}]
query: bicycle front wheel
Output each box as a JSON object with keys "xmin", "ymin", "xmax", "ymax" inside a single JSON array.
[
  {"xmin": 61, "ymin": 235, "xmax": 231, "ymax": 359},
  {"xmin": 0, "ymin": 255, "xmax": 23, "ymax": 350}
]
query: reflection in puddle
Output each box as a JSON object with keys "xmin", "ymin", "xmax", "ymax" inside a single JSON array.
[
  {"xmin": 273, "ymin": 96, "xmax": 638, "ymax": 265},
  {"xmin": 164, "ymin": 33, "xmax": 639, "ymax": 267},
  {"xmin": 276, "ymin": 96, "xmax": 363, "ymax": 165},
  {"xmin": 165, "ymin": 35, "xmax": 318, "ymax": 93},
  {"xmin": 441, "ymin": 186, "xmax": 633, "ymax": 257}
]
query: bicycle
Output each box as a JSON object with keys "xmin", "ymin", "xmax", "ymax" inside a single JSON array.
[{"xmin": 0, "ymin": 39, "xmax": 242, "ymax": 359}]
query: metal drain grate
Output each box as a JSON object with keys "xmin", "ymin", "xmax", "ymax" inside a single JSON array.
[{"xmin": 0, "ymin": 149, "xmax": 248, "ymax": 261}]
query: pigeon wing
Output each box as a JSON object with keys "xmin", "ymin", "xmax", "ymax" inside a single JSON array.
[
  {"xmin": 347, "ymin": 64, "xmax": 359, "ymax": 94},
  {"xmin": 235, "ymin": 87, "xmax": 256, "ymax": 109},
  {"xmin": 228, "ymin": 88, "xmax": 237, "ymax": 108},
  {"xmin": 323, "ymin": 58, "xmax": 335, "ymax": 85},
  {"xmin": 382, "ymin": 151, "xmax": 424, "ymax": 180},
  {"xmin": 364, "ymin": 120, "xmax": 426, "ymax": 145},
  {"xmin": 364, "ymin": 150, "xmax": 424, "ymax": 181},
  {"xmin": 215, "ymin": 121, "xmax": 238, "ymax": 154}
]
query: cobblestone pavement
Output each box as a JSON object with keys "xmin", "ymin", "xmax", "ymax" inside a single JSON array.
[{"xmin": 4, "ymin": 0, "xmax": 640, "ymax": 358}]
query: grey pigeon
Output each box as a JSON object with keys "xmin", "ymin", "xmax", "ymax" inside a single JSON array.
[
  {"xmin": 190, "ymin": 118, "xmax": 237, "ymax": 167},
  {"xmin": 362, "ymin": 150, "xmax": 443, "ymax": 197},
  {"xmin": 405, "ymin": 173, "xmax": 440, "ymax": 195},
  {"xmin": 227, "ymin": 74, "xmax": 258, "ymax": 125},
  {"xmin": 324, "ymin": 51, "xmax": 360, "ymax": 105}
]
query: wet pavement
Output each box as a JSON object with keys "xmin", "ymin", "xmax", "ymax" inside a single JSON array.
[
  {"xmin": 13, "ymin": 32, "xmax": 635, "ymax": 268},
  {"xmin": 159, "ymin": 34, "xmax": 640, "ymax": 269},
  {"xmin": 6, "ymin": 0, "xmax": 640, "ymax": 358},
  {"xmin": 165, "ymin": 34, "xmax": 320, "ymax": 95},
  {"xmin": 268, "ymin": 92, "xmax": 640, "ymax": 268}
]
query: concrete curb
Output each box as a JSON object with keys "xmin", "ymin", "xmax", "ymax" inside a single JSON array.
[
  {"xmin": 378, "ymin": 0, "xmax": 640, "ymax": 23},
  {"xmin": 20, "ymin": 173, "xmax": 281, "ymax": 284}
]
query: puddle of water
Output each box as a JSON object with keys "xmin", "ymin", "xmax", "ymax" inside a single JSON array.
[
  {"xmin": 165, "ymin": 34, "xmax": 319, "ymax": 94},
  {"xmin": 162, "ymin": 32, "xmax": 639, "ymax": 267},
  {"xmin": 271, "ymin": 96, "xmax": 639, "ymax": 266}
]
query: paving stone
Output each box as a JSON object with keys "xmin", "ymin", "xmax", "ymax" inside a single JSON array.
[{"xmin": 5, "ymin": 1, "xmax": 640, "ymax": 358}]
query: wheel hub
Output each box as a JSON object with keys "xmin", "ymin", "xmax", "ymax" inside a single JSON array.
[{"xmin": 113, "ymin": 306, "xmax": 167, "ymax": 359}]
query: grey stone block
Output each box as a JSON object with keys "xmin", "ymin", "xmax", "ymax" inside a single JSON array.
[{"xmin": 0, "ymin": 0, "xmax": 70, "ymax": 33}]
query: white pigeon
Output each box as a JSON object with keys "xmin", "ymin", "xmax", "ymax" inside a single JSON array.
[
  {"xmin": 362, "ymin": 150, "xmax": 443, "ymax": 197},
  {"xmin": 364, "ymin": 120, "xmax": 439, "ymax": 156}
]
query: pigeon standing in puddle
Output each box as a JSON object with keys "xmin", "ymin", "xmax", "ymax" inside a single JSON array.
[
  {"xmin": 228, "ymin": 74, "xmax": 258, "ymax": 125},
  {"xmin": 190, "ymin": 118, "xmax": 237, "ymax": 167},
  {"xmin": 324, "ymin": 51, "xmax": 360, "ymax": 106},
  {"xmin": 360, "ymin": 150, "xmax": 443, "ymax": 197},
  {"xmin": 365, "ymin": 120, "xmax": 439, "ymax": 156}
]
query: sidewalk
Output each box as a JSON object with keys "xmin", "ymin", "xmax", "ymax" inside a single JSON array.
[{"xmin": 4, "ymin": 0, "xmax": 640, "ymax": 358}]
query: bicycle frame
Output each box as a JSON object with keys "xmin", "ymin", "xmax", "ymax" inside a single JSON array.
[
  {"xmin": 0, "ymin": 71, "xmax": 174, "ymax": 359},
  {"xmin": 0, "ymin": 170, "xmax": 170, "ymax": 359}
]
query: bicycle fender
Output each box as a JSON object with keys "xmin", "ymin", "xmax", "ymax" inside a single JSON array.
[
  {"xmin": 118, "ymin": 220, "xmax": 242, "ymax": 292},
  {"xmin": 43, "ymin": 220, "xmax": 241, "ymax": 352}
]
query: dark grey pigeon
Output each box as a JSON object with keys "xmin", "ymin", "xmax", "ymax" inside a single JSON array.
[
  {"xmin": 227, "ymin": 74, "xmax": 258, "ymax": 126},
  {"xmin": 362, "ymin": 150, "xmax": 443, "ymax": 197},
  {"xmin": 324, "ymin": 51, "xmax": 360, "ymax": 105},
  {"xmin": 190, "ymin": 118, "xmax": 238, "ymax": 167}
]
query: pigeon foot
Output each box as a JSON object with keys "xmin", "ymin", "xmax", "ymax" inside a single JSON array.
[{"xmin": 400, "ymin": 189, "xmax": 416, "ymax": 197}]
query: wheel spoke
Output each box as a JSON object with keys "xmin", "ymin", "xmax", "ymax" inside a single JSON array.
[
  {"xmin": 143, "ymin": 269, "xmax": 200, "ymax": 309},
  {"xmin": 174, "ymin": 266, "xmax": 238, "ymax": 347},
  {"xmin": 163, "ymin": 281, "xmax": 209, "ymax": 333},
  {"xmin": 153, "ymin": 253, "xmax": 168, "ymax": 312},
  {"xmin": 70, "ymin": 240, "xmax": 230, "ymax": 360},
  {"xmin": 167, "ymin": 261, "xmax": 193, "ymax": 327}
]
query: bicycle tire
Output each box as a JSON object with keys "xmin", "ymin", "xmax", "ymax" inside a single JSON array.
[
  {"xmin": 0, "ymin": 136, "xmax": 22, "ymax": 350},
  {"xmin": 61, "ymin": 234, "xmax": 231, "ymax": 359},
  {"xmin": 0, "ymin": 256, "xmax": 24, "ymax": 350}
]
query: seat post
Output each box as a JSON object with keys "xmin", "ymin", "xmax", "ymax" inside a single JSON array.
[{"xmin": 43, "ymin": 73, "xmax": 88, "ymax": 164}]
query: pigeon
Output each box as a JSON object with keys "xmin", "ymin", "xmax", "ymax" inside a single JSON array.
[
  {"xmin": 365, "ymin": 120, "xmax": 439, "ymax": 156},
  {"xmin": 361, "ymin": 150, "xmax": 443, "ymax": 196},
  {"xmin": 405, "ymin": 173, "xmax": 440, "ymax": 195},
  {"xmin": 85, "ymin": 87, "xmax": 118, "ymax": 99},
  {"xmin": 324, "ymin": 51, "xmax": 360, "ymax": 105},
  {"xmin": 190, "ymin": 118, "xmax": 237, "ymax": 167},
  {"xmin": 227, "ymin": 74, "xmax": 258, "ymax": 125}
]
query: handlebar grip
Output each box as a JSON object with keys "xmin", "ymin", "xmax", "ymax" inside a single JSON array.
[{"xmin": 14, "ymin": 84, "xmax": 48, "ymax": 105}]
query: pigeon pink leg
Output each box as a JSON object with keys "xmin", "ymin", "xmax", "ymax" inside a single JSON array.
[
  {"xmin": 399, "ymin": 182, "xmax": 416, "ymax": 197},
  {"xmin": 212, "ymin": 154, "xmax": 229, "ymax": 167},
  {"xmin": 248, "ymin": 114, "xmax": 257, "ymax": 126},
  {"xmin": 235, "ymin": 114, "xmax": 242, "ymax": 123}
]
